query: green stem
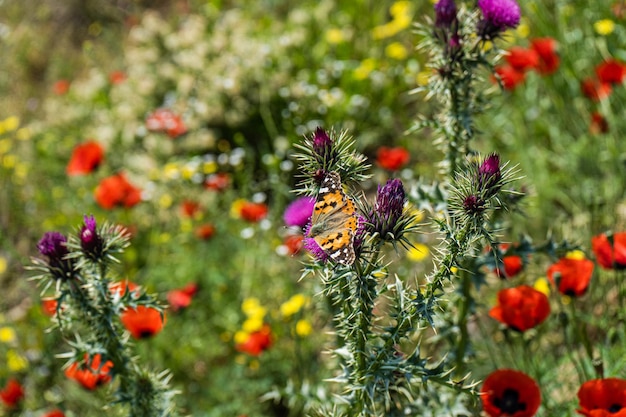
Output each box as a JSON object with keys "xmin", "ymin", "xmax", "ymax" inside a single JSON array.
[
  {"xmin": 454, "ymin": 269, "xmax": 473, "ymax": 377},
  {"xmin": 347, "ymin": 246, "xmax": 382, "ymax": 416}
]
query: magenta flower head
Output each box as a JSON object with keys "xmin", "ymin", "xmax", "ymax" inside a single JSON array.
[
  {"xmin": 367, "ymin": 178, "xmax": 407, "ymax": 240},
  {"xmin": 80, "ymin": 215, "xmax": 104, "ymax": 261},
  {"xmin": 303, "ymin": 223, "xmax": 330, "ymax": 264},
  {"xmin": 283, "ymin": 196, "xmax": 315, "ymax": 229},
  {"xmin": 477, "ymin": 0, "xmax": 521, "ymax": 39},
  {"xmin": 434, "ymin": 0, "xmax": 457, "ymax": 28},
  {"xmin": 37, "ymin": 232, "xmax": 74, "ymax": 280},
  {"xmin": 463, "ymin": 194, "xmax": 485, "ymax": 216},
  {"xmin": 312, "ymin": 127, "xmax": 333, "ymax": 159},
  {"xmin": 478, "ymin": 153, "xmax": 502, "ymax": 198}
]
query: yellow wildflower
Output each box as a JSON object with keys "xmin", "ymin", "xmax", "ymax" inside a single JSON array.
[
  {"xmin": 280, "ymin": 294, "xmax": 308, "ymax": 317},
  {"xmin": 234, "ymin": 330, "xmax": 249, "ymax": 345},
  {"xmin": 372, "ymin": 23, "xmax": 396, "ymax": 40},
  {"xmin": 534, "ymin": 277, "xmax": 550, "ymax": 297},
  {"xmin": 3, "ymin": 116, "xmax": 19, "ymax": 132},
  {"xmin": 325, "ymin": 28, "xmax": 345, "ymax": 44},
  {"xmin": 407, "ymin": 243, "xmax": 430, "ymax": 262},
  {"xmin": 594, "ymin": 19, "xmax": 615, "ymax": 36},
  {"xmin": 163, "ymin": 163, "xmax": 180, "ymax": 180},
  {"xmin": 242, "ymin": 297, "xmax": 266, "ymax": 319},
  {"xmin": 565, "ymin": 250, "xmax": 586, "ymax": 260},
  {"xmin": 295, "ymin": 319, "xmax": 313, "ymax": 337},
  {"xmin": 0, "ymin": 327, "xmax": 16, "ymax": 343},
  {"xmin": 372, "ymin": 268, "xmax": 388, "ymax": 279},
  {"xmin": 7, "ymin": 350, "xmax": 28, "ymax": 372},
  {"xmin": 0, "ymin": 256, "xmax": 6, "ymax": 274},
  {"xmin": 203, "ymin": 160, "xmax": 218, "ymax": 174},
  {"xmin": 242, "ymin": 316, "xmax": 264, "ymax": 333},
  {"xmin": 390, "ymin": 1, "xmax": 411, "ymax": 17},
  {"xmin": 385, "ymin": 42, "xmax": 408, "ymax": 60},
  {"xmin": 230, "ymin": 199, "xmax": 246, "ymax": 218},
  {"xmin": 159, "ymin": 193, "xmax": 173, "ymax": 209},
  {"xmin": 416, "ymin": 71, "xmax": 431, "ymax": 86},
  {"xmin": 2, "ymin": 154, "xmax": 16, "ymax": 169},
  {"xmin": 515, "ymin": 22, "xmax": 530, "ymax": 39},
  {"xmin": 181, "ymin": 165, "xmax": 195, "ymax": 180},
  {"xmin": 354, "ymin": 58, "xmax": 377, "ymax": 80}
]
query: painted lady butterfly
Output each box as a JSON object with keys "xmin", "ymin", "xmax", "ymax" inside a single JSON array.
[{"xmin": 308, "ymin": 171, "xmax": 358, "ymax": 265}]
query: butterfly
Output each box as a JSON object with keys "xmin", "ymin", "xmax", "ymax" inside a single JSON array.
[{"xmin": 308, "ymin": 171, "xmax": 358, "ymax": 265}]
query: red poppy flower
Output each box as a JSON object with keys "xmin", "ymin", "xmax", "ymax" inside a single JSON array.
[
  {"xmin": 167, "ymin": 283, "xmax": 198, "ymax": 312},
  {"xmin": 0, "ymin": 378, "xmax": 24, "ymax": 407},
  {"xmin": 42, "ymin": 410, "xmax": 65, "ymax": 417},
  {"xmin": 577, "ymin": 378, "xmax": 626, "ymax": 416},
  {"xmin": 284, "ymin": 234, "xmax": 304, "ymax": 255},
  {"xmin": 64, "ymin": 354, "xmax": 113, "ymax": 390},
  {"xmin": 581, "ymin": 78, "xmax": 612, "ymax": 101},
  {"xmin": 493, "ymin": 65, "xmax": 526, "ymax": 90},
  {"xmin": 236, "ymin": 324, "xmax": 273, "ymax": 356},
  {"xmin": 239, "ymin": 202, "xmax": 268, "ymax": 222},
  {"xmin": 41, "ymin": 298, "xmax": 59, "ymax": 316},
  {"xmin": 596, "ymin": 59, "xmax": 626, "ymax": 85},
  {"xmin": 180, "ymin": 200, "xmax": 201, "ymax": 218},
  {"xmin": 505, "ymin": 46, "xmax": 539, "ymax": 72},
  {"xmin": 481, "ymin": 369, "xmax": 541, "ymax": 417},
  {"xmin": 53, "ymin": 80, "xmax": 70, "ymax": 95},
  {"xmin": 94, "ymin": 173, "xmax": 142, "ymax": 210},
  {"xmin": 195, "ymin": 223, "xmax": 216, "ymax": 240},
  {"xmin": 120, "ymin": 306, "xmax": 165, "ymax": 339},
  {"xmin": 66, "ymin": 141, "xmax": 104, "ymax": 176},
  {"xmin": 376, "ymin": 146, "xmax": 410, "ymax": 171},
  {"xmin": 145, "ymin": 108, "xmax": 187, "ymax": 139},
  {"xmin": 204, "ymin": 173, "xmax": 230, "ymax": 191},
  {"xmin": 493, "ymin": 244, "xmax": 525, "ymax": 279},
  {"xmin": 489, "ymin": 285, "xmax": 550, "ymax": 332},
  {"xmin": 592, "ymin": 232, "xmax": 626, "ymax": 270},
  {"xmin": 495, "ymin": 255, "xmax": 523, "ymax": 278},
  {"xmin": 109, "ymin": 70, "xmax": 127, "ymax": 85},
  {"xmin": 547, "ymin": 258, "xmax": 594, "ymax": 297},
  {"xmin": 590, "ymin": 112, "xmax": 609, "ymax": 135},
  {"xmin": 530, "ymin": 38, "xmax": 560, "ymax": 75}
]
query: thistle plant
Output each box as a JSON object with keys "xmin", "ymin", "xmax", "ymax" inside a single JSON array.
[
  {"xmin": 289, "ymin": 1, "xmax": 528, "ymax": 415},
  {"xmin": 30, "ymin": 215, "xmax": 177, "ymax": 417},
  {"xmin": 293, "ymin": 128, "xmax": 481, "ymax": 416}
]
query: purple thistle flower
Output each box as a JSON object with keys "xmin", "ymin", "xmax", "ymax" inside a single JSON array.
[
  {"xmin": 283, "ymin": 196, "xmax": 315, "ymax": 228},
  {"xmin": 37, "ymin": 232, "xmax": 74, "ymax": 280},
  {"xmin": 463, "ymin": 194, "xmax": 485, "ymax": 215},
  {"xmin": 478, "ymin": 153, "xmax": 502, "ymax": 198},
  {"xmin": 477, "ymin": 0, "xmax": 521, "ymax": 39},
  {"xmin": 80, "ymin": 215, "xmax": 104, "ymax": 260},
  {"xmin": 434, "ymin": 0, "xmax": 457, "ymax": 28},
  {"xmin": 303, "ymin": 223, "xmax": 330, "ymax": 264},
  {"xmin": 368, "ymin": 179, "xmax": 407, "ymax": 239},
  {"xmin": 38, "ymin": 232, "xmax": 69, "ymax": 259},
  {"xmin": 312, "ymin": 127, "xmax": 332, "ymax": 155}
]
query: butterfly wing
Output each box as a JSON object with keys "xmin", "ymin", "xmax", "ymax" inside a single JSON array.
[{"xmin": 309, "ymin": 172, "xmax": 358, "ymax": 265}]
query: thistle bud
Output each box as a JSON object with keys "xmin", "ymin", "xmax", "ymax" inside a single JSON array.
[
  {"xmin": 478, "ymin": 153, "xmax": 502, "ymax": 198},
  {"xmin": 434, "ymin": 0, "xmax": 457, "ymax": 28},
  {"xmin": 368, "ymin": 178, "xmax": 407, "ymax": 240},
  {"xmin": 37, "ymin": 232, "xmax": 74, "ymax": 280},
  {"xmin": 80, "ymin": 215, "xmax": 104, "ymax": 261}
]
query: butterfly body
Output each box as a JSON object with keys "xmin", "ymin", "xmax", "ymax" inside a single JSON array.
[{"xmin": 309, "ymin": 172, "xmax": 358, "ymax": 265}]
